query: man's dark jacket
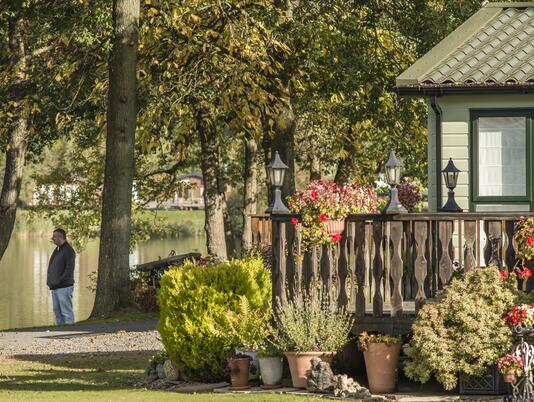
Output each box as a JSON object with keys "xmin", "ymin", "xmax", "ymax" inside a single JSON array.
[{"xmin": 47, "ymin": 242, "xmax": 76, "ymax": 290}]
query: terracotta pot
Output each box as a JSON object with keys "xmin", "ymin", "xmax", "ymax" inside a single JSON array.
[
  {"xmin": 235, "ymin": 348, "xmax": 259, "ymax": 380},
  {"xmin": 228, "ymin": 357, "xmax": 250, "ymax": 390},
  {"xmin": 284, "ymin": 351, "xmax": 335, "ymax": 388},
  {"xmin": 323, "ymin": 219, "xmax": 345, "ymax": 235},
  {"xmin": 503, "ymin": 371, "xmax": 516, "ymax": 383},
  {"xmin": 363, "ymin": 342, "xmax": 401, "ymax": 394},
  {"xmin": 258, "ymin": 356, "xmax": 283, "ymax": 387}
]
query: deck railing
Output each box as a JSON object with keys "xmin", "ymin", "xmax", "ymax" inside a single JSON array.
[{"xmin": 251, "ymin": 212, "xmax": 533, "ymax": 332}]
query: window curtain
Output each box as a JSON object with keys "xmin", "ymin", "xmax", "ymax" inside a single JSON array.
[{"xmin": 478, "ymin": 116, "xmax": 526, "ymax": 197}]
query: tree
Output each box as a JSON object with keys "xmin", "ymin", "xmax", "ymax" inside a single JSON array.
[{"xmin": 91, "ymin": 0, "xmax": 140, "ymax": 317}]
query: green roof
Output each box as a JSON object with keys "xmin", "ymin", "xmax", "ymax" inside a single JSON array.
[{"xmin": 396, "ymin": 2, "xmax": 534, "ymax": 93}]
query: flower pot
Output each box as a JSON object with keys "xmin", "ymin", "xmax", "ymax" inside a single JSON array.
[
  {"xmin": 284, "ymin": 351, "xmax": 335, "ymax": 388},
  {"xmin": 236, "ymin": 348, "xmax": 259, "ymax": 380},
  {"xmin": 258, "ymin": 356, "xmax": 283, "ymax": 388},
  {"xmin": 503, "ymin": 371, "xmax": 516, "ymax": 383},
  {"xmin": 228, "ymin": 357, "xmax": 251, "ymax": 390},
  {"xmin": 363, "ymin": 342, "xmax": 401, "ymax": 394},
  {"xmin": 323, "ymin": 219, "xmax": 345, "ymax": 235}
]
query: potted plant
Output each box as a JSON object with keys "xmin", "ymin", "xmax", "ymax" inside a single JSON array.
[
  {"xmin": 272, "ymin": 289, "xmax": 353, "ymax": 388},
  {"xmin": 358, "ymin": 332, "xmax": 402, "ymax": 393},
  {"xmin": 497, "ymin": 354, "xmax": 523, "ymax": 383},
  {"xmin": 227, "ymin": 353, "xmax": 251, "ymax": 390},
  {"xmin": 257, "ymin": 345, "xmax": 284, "ymax": 389},
  {"xmin": 287, "ymin": 180, "xmax": 378, "ymax": 249}
]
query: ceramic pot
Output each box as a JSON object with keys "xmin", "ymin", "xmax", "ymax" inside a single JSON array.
[
  {"xmin": 258, "ymin": 356, "xmax": 283, "ymax": 388},
  {"xmin": 363, "ymin": 342, "xmax": 401, "ymax": 394},
  {"xmin": 235, "ymin": 348, "xmax": 259, "ymax": 380},
  {"xmin": 284, "ymin": 351, "xmax": 335, "ymax": 388},
  {"xmin": 503, "ymin": 371, "xmax": 516, "ymax": 383},
  {"xmin": 324, "ymin": 219, "xmax": 345, "ymax": 235},
  {"xmin": 228, "ymin": 357, "xmax": 251, "ymax": 390}
]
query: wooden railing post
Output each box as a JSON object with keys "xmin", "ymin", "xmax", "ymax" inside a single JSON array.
[
  {"xmin": 413, "ymin": 221, "xmax": 428, "ymax": 312},
  {"xmin": 438, "ymin": 220, "xmax": 454, "ymax": 288},
  {"xmin": 463, "ymin": 220, "xmax": 477, "ymax": 272},
  {"xmin": 320, "ymin": 244, "xmax": 332, "ymax": 301},
  {"xmin": 271, "ymin": 218, "xmax": 286, "ymax": 308}
]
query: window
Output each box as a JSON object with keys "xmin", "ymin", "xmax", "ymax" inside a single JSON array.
[{"xmin": 471, "ymin": 110, "xmax": 532, "ymax": 208}]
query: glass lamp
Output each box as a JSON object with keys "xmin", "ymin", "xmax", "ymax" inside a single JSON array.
[
  {"xmin": 266, "ymin": 151, "xmax": 290, "ymax": 214},
  {"xmin": 384, "ymin": 150, "xmax": 407, "ymax": 214},
  {"xmin": 441, "ymin": 158, "xmax": 462, "ymax": 212}
]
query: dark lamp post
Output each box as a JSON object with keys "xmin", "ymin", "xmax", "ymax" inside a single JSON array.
[
  {"xmin": 266, "ymin": 151, "xmax": 290, "ymax": 214},
  {"xmin": 441, "ymin": 158, "xmax": 462, "ymax": 212},
  {"xmin": 384, "ymin": 150, "xmax": 407, "ymax": 214}
]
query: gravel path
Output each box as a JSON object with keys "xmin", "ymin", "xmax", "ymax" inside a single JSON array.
[{"xmin": 0, "ymin": 319, "xmax": 163, "ymax": 359}]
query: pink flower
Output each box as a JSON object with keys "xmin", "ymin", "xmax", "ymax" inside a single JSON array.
[
  {"xmin": 331, "ymin": 233, "xmax": 342, "ymax": 242},
  {"xmin": 319, "ymin": 213, "xmax": 328, "ymax": 222},
  {"xmin": 290, "ymin": 217, "xmax": 299, "ymax": 225},
  {"xmin": 528, "ymin": 237, "xmax": 534, "ymax": 246},
  {"xmin": 500, "ymin": 269, "xmax": 508, "ymax": 281}
]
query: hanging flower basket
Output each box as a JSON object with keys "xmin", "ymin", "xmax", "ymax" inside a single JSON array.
[
  {"xmin": 503, "ymin": 370, "xmax": 516, "ymax": 383},
  {"xmin": 323, "ymin": 219, "xmax": 345, "ymax": 236}
]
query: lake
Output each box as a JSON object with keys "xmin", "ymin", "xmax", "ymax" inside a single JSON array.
[{"xmin": 0, "ymin": 233, "xmax": 206, "ymax": 330}]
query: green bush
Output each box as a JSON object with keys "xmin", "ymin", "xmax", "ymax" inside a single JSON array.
[
  {"xmin": 157, "ymin": 257, "xmax": 271, "ymax": 381},
  {"xmin": 404, "ymin": 267, "xmax": 519, "ymax": 390}
]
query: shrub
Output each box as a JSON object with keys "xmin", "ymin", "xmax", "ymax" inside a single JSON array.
[
  {"xmin": 157, "ymin": 257, "xmax": 271, "ymax": 381},
  {"xmin": 403, "ymin": 267, "xmax": 518, "ymax": 390},
  {"xmin": 272, "ymin": 289, "xmax": 353, "ymax": 352}
]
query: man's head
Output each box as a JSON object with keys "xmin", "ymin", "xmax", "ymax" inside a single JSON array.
[{"xmin": 52, "ymin": 228, "xmax": 67, "ymax": 246}]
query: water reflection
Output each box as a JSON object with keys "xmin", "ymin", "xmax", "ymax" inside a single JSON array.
[{"xmin": 0, "ymin": 234, "xmax": 206, "ymax": 330}]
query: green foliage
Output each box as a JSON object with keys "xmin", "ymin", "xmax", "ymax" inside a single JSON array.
[
  {"xmin": 272, "ymin": 289, "xmax": 353, "ymax": 353},
  {"xmin": 403, "ymin": 267, "xmax": 519, "ymax": 390},
  {"xmin": 357, "ymin": 332, "xmax": 401, "ymax": 352},
  {"xmin": 157, "ymin": 257, "xmax": 271, "ymax": 380},
  {"xmin": 514, "ymin": 218, "xmax": 534, "ymax": 263}
]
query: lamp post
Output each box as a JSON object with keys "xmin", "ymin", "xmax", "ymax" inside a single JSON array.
[
  {"xmin": 384, "ymin": 150, "xmax": 407, "ymax": 214},
  {"xmin": 266, "ymin": 151, "xmax": 290, "ymax": 214},
  {"xmin": 441, "ymin": 158, "xmax": 462, "ymax": 212}
]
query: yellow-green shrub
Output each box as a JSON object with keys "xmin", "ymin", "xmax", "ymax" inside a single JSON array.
[
  {"xmin": 157, "ymin": 257, "xmax": 271, "ymax": 380},
  {"xmin": 404, "ymin": 267, "xmax": 518, "ymax": 390}
]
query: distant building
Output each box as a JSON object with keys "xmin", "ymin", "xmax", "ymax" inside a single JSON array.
[{"xmin": 146, "ymin": 172, "xmax": 205, "ymax": 210}]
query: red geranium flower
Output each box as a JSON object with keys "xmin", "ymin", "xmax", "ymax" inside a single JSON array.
[
  {"xmin": 500, "ymin": 269, "xmax": 508, "ymax": 281},
  {"xmin": 319, "ymin": 213, "xmax": 328, "ymax": 222},
  {"xmin": 331, "ymin": 233, "xmax": 342, "ymax": 242},
  {"xmin": 290, "ymin": 217, "xmax": 299, "ymax": 225},
  {"xmin": 518, "ymin": 267, "xmax": 533, "ymax": 280},
  {"xmin": 528, "ymin": 237, "xmax": 534, "ymax": 246},
  {"xmin": 310, "ymin": 191, "xmax": 318, "ymax": 199}
]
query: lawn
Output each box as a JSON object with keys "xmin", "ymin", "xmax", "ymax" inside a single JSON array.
[{"xmin": 0, "ymin": 353, "xmax": 318, "ymax": 402}]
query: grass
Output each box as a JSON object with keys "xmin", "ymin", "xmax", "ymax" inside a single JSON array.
[
  {"xmin": 0, "ymin": 353, "xmax": 319, "ymax": 402},
  {"xmin": 74, "ymin": 310, "xmax": 159, "ymax": 326}
]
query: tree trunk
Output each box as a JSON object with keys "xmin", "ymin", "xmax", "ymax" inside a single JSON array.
[
  {"xmin": 334, "ymin": 134, "xmax": 356, "ymax": 185},
  {"xmin": 198, "ymin": 109, "xmax": 228, "ymax": 259},
  {"xmin": 241, "ymin": 135, "xmax": 258, "ymax": 253},
  {"xmin": 92, "ymin": 0, "xmax": 139, "ymax": 317},
  {"xmin": 220, "ymin": 182, "xmax": 235, "ymax": 258},
  {"xmin": 0, "ymin": 15, "xmax": 29, "ymax": 261},
  {"xmin": 309, "ymin": 149, "xmax": 321, "ymax": 181}
]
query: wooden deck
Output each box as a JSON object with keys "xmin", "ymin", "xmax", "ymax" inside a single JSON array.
[{"xmin": 251, "ymin": 212, "xmax": 533, "ymax": 334}]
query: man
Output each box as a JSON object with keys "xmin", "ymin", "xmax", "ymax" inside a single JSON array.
[{"xmin": 47, "ymin": 228, "xmax": 76, "ymax": 325}]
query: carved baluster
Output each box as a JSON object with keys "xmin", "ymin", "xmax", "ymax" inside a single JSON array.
[
  {"xmin": 414, "ymin": 221, "xmax": 428, "ymax": 312},
  {"xmin": 373, "ymin": 221, "xmax": 384, "ymax": 317},
  {"xmin": 463, "ymin": 220, "xmax": 477, "ymax": 272},
  {"xmin": 320, "ymin": 244, "xmax": 332, "ymax": 301},
  {"xmin": 346, "ymin": 222, "xmax": 356, "ymax": 311},
  {"xmin": 438, "ymin": 221, "xmax": 453, "ymax": 288},
  {"xmin": 390, "ymin": 221, "xmax": 403, "ymax": 317},
  {"xmin": 355, "ymin": 221, "xmax": 366, "ymax": 317},
  {"xmin": 504, "ymin": 220, "xmax": 518, "ymax": 271},
  {"xmin": 337, "ymin": 221, "xmax": 349, "ymax": 308},
  {"xmin": 484, "ymin": 220, "xmax": 502, "ymax": 268}
]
